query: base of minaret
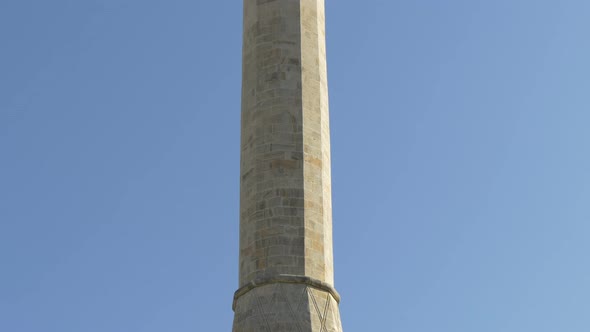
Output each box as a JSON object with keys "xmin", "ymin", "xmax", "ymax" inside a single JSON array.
[{"xmin": 232, "ymin": 276, "xmax": 343, "ymax": 332}]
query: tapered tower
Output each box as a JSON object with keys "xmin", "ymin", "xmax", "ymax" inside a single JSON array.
[{"xmin": 233, "ymin": 0, "xmax": 343, "ymax": 331}]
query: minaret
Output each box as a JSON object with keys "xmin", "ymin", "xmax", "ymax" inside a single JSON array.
[{"xmin": 233, "ymin": 0, "xmax": 343, "ymax": 331}]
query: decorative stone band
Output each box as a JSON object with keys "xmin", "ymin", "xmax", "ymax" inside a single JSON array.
[{"xmin": 233, "ymin": 274, "xmax": 341, "ymax": 311}]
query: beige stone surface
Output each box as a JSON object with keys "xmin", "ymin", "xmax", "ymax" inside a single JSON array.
[
  {"xmin": 235, "ymin": 0, "xmax": 342, "ymax": 330},
  {"xmin": 233, "ymin": 284, "xmax": 341, "ymax": 332}
]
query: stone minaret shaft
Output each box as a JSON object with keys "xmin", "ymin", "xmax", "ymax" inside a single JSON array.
[{"xmin": 233, "ymin": 0, "xmax": 342, "ymax": 331}]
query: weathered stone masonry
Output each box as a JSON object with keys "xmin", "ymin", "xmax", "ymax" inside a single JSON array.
[{"xmin": 233, "ymin": 1, "xmax": 343, "ymax": 331}]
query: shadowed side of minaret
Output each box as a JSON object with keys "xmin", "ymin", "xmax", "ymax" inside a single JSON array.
[{"xmin": 233, "ymin": 1, "xmax": 342, "ymax": 331}]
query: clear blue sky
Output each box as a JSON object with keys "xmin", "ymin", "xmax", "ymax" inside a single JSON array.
[{"xmin": 1, "ymin": 1, "xmax": 589, "ymax": 331}]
